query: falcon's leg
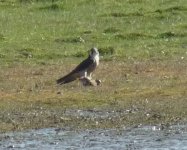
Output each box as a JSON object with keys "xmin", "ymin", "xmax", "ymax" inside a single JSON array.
[
  {"xmin": 80, "ymin": 71, "xmax": 88, "ymax": 80},
  {"xmin": 84, "ymin": 71, "xmax": 88, "ymax": 78},
  {"xmin": 86, "ymin": 73, "xmax": 92, "ymax": 80}
]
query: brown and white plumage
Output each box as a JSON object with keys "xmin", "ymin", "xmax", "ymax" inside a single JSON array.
[{"xmin": 57, "ymin": 48, "xmax": 99, "ymax": 85}]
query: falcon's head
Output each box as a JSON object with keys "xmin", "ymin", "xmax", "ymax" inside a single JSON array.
[
  {"xmin": 89, "ymin": 47, "xmax": 99, "ymax": 59},
  {"xmin": 89, "ymin": 47, "xmax": 99, "ymax": 65}
]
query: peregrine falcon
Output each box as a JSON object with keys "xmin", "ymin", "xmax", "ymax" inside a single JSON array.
[{"xmin": 57, "ymin": 47, "xmax": 99, "ymax": 85}]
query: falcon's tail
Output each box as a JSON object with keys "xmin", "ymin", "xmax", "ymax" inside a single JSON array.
[{"xmin": 56, "ymin": 74, "xmax": 76, "ymax": 85}]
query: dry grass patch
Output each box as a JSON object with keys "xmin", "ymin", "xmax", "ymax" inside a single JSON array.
[{"xmin": 0, "ymin": 58, "xmax": 187, "ymax": 132}]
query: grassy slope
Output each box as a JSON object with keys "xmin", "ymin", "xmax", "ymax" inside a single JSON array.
[
  {"xmin": 0, "ymin": 0, "xmax": 187, "ymax": 132},
  {"xmin": 0, "ymin": 0, "xmax": 187, "ymax": 63}
]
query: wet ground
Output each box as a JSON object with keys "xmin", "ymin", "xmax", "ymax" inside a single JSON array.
[{"xmin": 0, "ymin": 123, "xmax": 187, "ymax": 150}]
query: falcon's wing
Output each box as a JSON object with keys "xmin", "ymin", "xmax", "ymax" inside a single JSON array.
[
  {"xmin": 71, "ymin": 56, "xmax": 93, "ymax": 74},
  {"xmin": 56, "ymin": 71, "xmax": 83, "ymax": 85},
  {"xmin": 56, "ymin": 57, "xmax": 94, "ymax": 85}
]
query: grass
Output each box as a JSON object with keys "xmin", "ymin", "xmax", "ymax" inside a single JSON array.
[{"xmin": 0, "ymin": 0, "xmax": 187, "ymax": 132}]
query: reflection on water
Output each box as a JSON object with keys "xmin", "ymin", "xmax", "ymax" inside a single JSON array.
[{"xmin": 0, "ymin": 124, "xmax": 187, "ymax": 150}]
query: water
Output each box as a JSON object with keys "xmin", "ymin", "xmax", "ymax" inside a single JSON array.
[{"xmin": 0, "ymin": 124, "xmax": 187, "ymax": 150}]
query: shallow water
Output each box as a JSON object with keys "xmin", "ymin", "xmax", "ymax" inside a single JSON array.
[{"xmin": 0, "ymin": 124, "xmax": 187, "ymax": 150}]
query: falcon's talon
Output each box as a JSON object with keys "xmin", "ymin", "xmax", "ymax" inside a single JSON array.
[{"xmin": 80, "ymin": 77, "xmax": 101, "ymax": 86}]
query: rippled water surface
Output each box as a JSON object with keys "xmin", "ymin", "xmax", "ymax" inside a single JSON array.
[{"xmin": 0, "ymin": 124, "xmax": 187, "ymax": 150}]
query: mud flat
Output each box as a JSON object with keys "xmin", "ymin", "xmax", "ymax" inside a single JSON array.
[{"xmin": 0, "ymin": 123, "xmax": 187, "ymax": 150}]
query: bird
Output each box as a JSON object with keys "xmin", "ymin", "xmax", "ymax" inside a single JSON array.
[{"xmin": 57, "ymin": 47, "xmax": 99, "ymax": 85}]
